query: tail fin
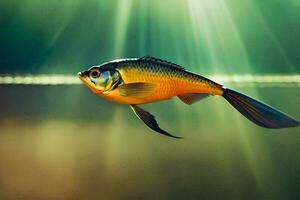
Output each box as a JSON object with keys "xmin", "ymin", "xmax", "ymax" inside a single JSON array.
[{"xmin": 222, "ymin": 88, "xmax": 300, "ymax": 129}]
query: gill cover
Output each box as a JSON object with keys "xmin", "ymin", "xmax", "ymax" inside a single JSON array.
[{"xmin": 90, "ymin": 68, "xmax": 121, "ymax": 93}]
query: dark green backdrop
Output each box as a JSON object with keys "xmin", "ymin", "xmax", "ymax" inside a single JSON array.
[{"xmin": 0, "ymin": 0, "xmax": 299, "ymax": 199}]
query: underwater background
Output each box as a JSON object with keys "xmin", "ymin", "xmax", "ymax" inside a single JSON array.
[{"xmin": 0, "ymin": 0, "xmax": 299, "ymax": 199}]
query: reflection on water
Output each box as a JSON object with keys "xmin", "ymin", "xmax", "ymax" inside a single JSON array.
[{"xmin": 0, "ymin": 85, "xmax": 299, "ymax": 199}]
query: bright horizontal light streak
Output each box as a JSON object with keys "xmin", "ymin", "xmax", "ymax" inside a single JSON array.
[
  {"xmin": 0, "ymin": 75, "xmax": 81, "ymax": 85},
  {"xmin": 210, "ymin": 74, "xmax": 300, "ymax": 83},
  {"xmin": 0, "ymin": 74, "xmax": 299, "ymax": 87},
  {"xmin": 209, "ymin": 74, "xmax": 300, "ymax": 87}
]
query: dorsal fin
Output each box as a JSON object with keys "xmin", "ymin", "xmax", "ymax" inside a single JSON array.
[{"xmin": 138, "ymin": 56, "xmax": 185, "ymax": 70}]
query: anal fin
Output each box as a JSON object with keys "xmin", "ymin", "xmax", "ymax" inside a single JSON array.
[{"xmin": 177, "ymin": 93, "xmax": 210, "ymax": 105}]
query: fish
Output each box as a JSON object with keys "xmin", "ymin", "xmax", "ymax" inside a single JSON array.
[{"xmin": 78, "ymin": 56, "xmax": 300, "ymax": 138}]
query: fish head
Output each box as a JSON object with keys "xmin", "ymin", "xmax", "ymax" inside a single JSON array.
[{"xmin": 78, "ymin": 65, "xmax": 121, "ymax": 95}]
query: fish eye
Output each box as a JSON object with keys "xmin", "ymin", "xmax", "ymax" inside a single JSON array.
[{"xmin": 90, "ymin": 69, "xmax": 100, "ymax": 78}]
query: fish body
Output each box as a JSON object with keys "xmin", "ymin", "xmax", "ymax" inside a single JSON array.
[
  {"xmin": 111, "ymin": 59, "xmax": 223, "ymax": 104},
  {"xmin": 81, "ymin": 57, "xmax": 222, "ymax": 105},
  {"xmin": 79, "ymin": 56, "xmax": 299, "ymax": 138}
]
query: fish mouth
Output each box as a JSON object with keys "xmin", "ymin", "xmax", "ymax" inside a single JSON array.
[
  {"xmin": 78, "ymin": 72, "xmax": 84, "ymax": 82},
  {"xmin": 78, "ymin": 70, "xmax": 88, "ymax": 77},
  {"xmin": 78, "ymin": 70, "xmax": 89, "ymax": 82},
  {"xmin": 78, "ymin": 71, "xmax": 88, "ymax": 82},
  {"xmin": 77, "ymin": 74, "xmax": 83, "ymax": 84},
  {"xmin": 77, "ymin": 70, "xmax": 102, "ymax": 94},
  {"xmin": 77, "ymin": 70, "xmax": 90, "ymax": 85}
]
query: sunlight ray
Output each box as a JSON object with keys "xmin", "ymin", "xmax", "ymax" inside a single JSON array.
[{"xmin": 113, "ymin": 0, "xmax": 134, "ymax": 57}]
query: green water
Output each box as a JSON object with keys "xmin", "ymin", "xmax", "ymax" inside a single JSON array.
[{"xmin": 0, "ymin": 0, "xmax": 300, "ymax": 199}]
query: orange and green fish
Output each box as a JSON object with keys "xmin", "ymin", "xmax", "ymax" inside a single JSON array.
[{"xmin": 78, "ymin": 56, "xmax": 299, "ymax": 138}]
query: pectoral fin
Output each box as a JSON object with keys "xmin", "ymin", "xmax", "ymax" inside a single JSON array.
[
  {"xmin": 119, "ymin": 82, "xmax": 156, "ymax": 98},
  {"xmin": 177, "ymin": 93, "xmax": 210, "ymax": 105},
  {"xmin": 130, "ymin": 105, "xmax": 181, "ymax": 139}
]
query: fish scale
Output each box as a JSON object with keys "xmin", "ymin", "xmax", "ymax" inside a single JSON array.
[{"xmin": 116, "ymin": 59, "xmax": 223, "ymax": 99}]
